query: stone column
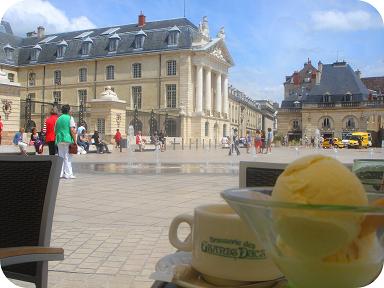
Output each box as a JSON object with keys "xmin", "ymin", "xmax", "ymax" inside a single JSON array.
[
  {"xmin": 222, "ymin": 75, "xmax": 228, "ymax": 118},
  {"xmin": 215, "ymin": 72, "xmax": 222, "ymax": 114},
  {"xmin": 204, "ymin": 67, "xmax": 211, "ymax": 114},
  {"xmin": 195, "ymin": 65, "xmax": 203, "ymax": 113}
]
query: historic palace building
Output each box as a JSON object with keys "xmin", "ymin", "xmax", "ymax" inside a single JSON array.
[
  {"xmin": 0, "ymin": 15, "xmax": 271, "ymax": 143},
  {"xmin": 278, "ymin": 59, "xmax": 384, "ymax": 146}
]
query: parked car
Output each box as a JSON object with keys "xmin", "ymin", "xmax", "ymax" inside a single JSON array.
[
  {"xmin": 333, "ymin": 138, "xmax": 344, "ymax": 148},
  {"xmin": 348, "ymin": 132, "xmax": 369, "ymax": 149},
  {"xmin": 322, "ymin": 137, "xmax": 344, "ymax": 149},
  {"xmin": 342, "ymin": 133, "xmax": 352, "ymax": 147}
]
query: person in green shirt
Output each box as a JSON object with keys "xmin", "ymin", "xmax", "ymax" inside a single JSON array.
[{"xmin": 55, "ymin": 104, "xmax": 77, "ymax": 179}]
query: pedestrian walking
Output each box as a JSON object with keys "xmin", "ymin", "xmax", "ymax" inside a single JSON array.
[
  {"xmin": 114, "ymin": 129, "xmax": 122, "ymax": 150},
  {"xmin": 229, "ymin": 129, "xmax": 240, "ymax": 156},
  {"xmin": 266, "ymin": 127, "xmax": 273, "ymax": 154},
  {"xmin": 44, "ymin": 107, "xmax": 59, "ymax": 155},
  {"xmin": 246, "ymin": 131, "xmax": 252, "ymax": 154},
  {"xmin": 260, "ymin": 130, "xmax": 266, "ymax": 154},
  {"xmin": 254, "ymin": 129, "xmax": 262, "ymax": 153},
  {"xmin": 55, "ymin": 104, "xmax": 77, "ymax": 179}
]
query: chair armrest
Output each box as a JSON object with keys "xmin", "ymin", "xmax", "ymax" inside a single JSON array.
[{"xmin": 0, "ymin": 246, "xmax": 64, "ymax": 267}]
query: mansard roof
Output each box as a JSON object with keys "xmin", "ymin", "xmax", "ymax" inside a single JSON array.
[
  {"xmin": 306, "ymin": 62, "xmax": 369, "ymax": 102},
  {"xmin": 0, "ymin": 18, "xmax": 201, "ymax": 66}
]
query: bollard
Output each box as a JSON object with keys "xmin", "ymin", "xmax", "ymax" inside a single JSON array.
[
  {"xmin": 209, "ymin": 138, "xmax": 211, "ymax": 149},
  {"xmin": 196, "ymin": 138, "xmax": 198, "ymax": 150},
  {"xmin": 203, "ymin": 139, "xmax": 205, "ymax": 149},
  {"xmin": 182, "ymin": 138, "xmax": 184, "ymax": 150},
  {"xmin": 189, "ymin": 138, "xmax": 192, "ymax": 150},
  {"xmin": 173, "ymin": 137, "xmax": 176, "ymax": 150}
]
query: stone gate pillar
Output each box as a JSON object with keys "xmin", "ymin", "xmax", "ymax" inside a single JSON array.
[
  {"xmin": 0, "ymin": 70, "xmax": 21, "ymax": 144},
  {"xmin": 89, "ymin": 86, "xmax": 126, "ymax": 143}
]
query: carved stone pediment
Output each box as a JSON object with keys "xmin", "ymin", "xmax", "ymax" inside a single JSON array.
[{"xmin": 210, "ymin": 47, "xmax": 225, "ymax": 62}]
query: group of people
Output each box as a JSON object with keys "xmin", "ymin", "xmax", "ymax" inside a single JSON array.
[
  {"xmin": 135, "ymin": 130, "xmax": 166, "ymax": 152},
  {"xmin": 12, "ymin": 104, "xmax": 113, "ymax": 179},
  {"xmin": 226, "ymin": 128, "xmax": 274, "ymax": 156}
]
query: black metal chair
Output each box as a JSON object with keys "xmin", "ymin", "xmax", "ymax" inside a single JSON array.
[{"xmin": 0, "ymin": 156, "xmax": 64, "ymax": 288}]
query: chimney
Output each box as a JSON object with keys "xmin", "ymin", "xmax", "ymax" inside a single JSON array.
[
  {"xmin": 138, "ymin": 11, "xmax": 146, "ymax": 27},
  {"xmin": 355, "ymin": 69, "xmax": 361, "ymax": 79},
  {"xmin": 37, "ymin": 26, "xmax": 45, "ymax": 38},
  {"xmin": 293, "ymin": 72, "xmax": 300, "ymax": 85},
  {"xmin": 316, "ymin": 61, "xmax": 323, "ymax": 84}
]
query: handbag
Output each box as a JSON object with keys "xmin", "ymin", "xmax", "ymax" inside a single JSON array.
[{"xmin": 69, "ymin": 143, "xmax": 78, "ymax": 154}]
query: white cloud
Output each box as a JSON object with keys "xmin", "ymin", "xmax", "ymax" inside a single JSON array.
[
  {"xmin": 311, "ymin": 10, "xmax": 379, "ymax": 31},
  {"xmin": 3, "ymin": 0, "xmax": 96, "ymax": 36}
]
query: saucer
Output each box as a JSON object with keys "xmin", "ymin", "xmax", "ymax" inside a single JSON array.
[{"xmin": 154, "ymin": 252, "xmax": 287, "ymax": 288}]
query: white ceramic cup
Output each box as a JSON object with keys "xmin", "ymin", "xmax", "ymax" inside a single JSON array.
[{"xmin": 168, "ymin": 204, "xmax": 282, "ymax": 286}]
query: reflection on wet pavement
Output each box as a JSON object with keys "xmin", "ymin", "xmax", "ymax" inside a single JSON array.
[{"xmin": 73, "ymin": 162, "xmax": 239, "ymax": 175}]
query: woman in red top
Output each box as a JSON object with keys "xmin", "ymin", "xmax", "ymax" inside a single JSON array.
[
  {"xmin": 114, "ymin": 129, "xmax": 122, "ymax": 149},
  {"xmin": 254, "ymin": 129, "xmax": 262, "ymax": 154},
  {"xmin": 44, "ymin": 107, "xmax": 59, "ymax": 155}
]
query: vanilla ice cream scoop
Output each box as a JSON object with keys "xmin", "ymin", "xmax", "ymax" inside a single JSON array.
[
  {"xmin": 272, "ymin": 155, "xmax": 367, "ymax": 206},
  {"xmin": 272, "ymin": 155, "xmax": 368, "ymax": 259}
]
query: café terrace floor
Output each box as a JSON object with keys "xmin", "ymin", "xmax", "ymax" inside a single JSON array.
[{"xmin": 4, "ymin": 146, "xmax": 383, "ymax": 288}]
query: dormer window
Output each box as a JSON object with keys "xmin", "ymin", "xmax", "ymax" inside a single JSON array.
[
  {"xmin": 56, "ymin": 40, "xmax": 68, "ymax": 59},
  {"xmin": 134, "ymin": 30, "xmax": 147, "ymax": 49},
  {"xmin": 31, "ymin": 44, "xmax": 42, "ymax": 61},
  {"xmin": 343, "ymin": 92, "xmax": 352, "ymax": 102},
  {"xmin": 168, "ymin": 26, "xmax": 180, "ymax": 46},
  {"xmin": 322, "ymin": 93, "xmax": 331, "ymax": 103},
  {"xmin": 3, "ymin": 44, "xmax": 14, "ymax": 61},
  {"xmin": 81, "ymin": 37, "xmax": 93, "ymax": 55},
  {"xmin": 108, "ymin": 33, "xmax": 120, "ymax": 52}
]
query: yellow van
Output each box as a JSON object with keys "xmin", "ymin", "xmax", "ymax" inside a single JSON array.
[{"xmin": 348, "ymin": 132, "xmax": 369, "ymax": 149}]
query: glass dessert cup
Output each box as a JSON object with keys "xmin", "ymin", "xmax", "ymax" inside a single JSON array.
[{"xmin": 222, "ymin": 188, "xmax": 384, "ymax": 288}]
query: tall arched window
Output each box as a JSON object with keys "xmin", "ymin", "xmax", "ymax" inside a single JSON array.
[
  {"xmin": 205, "ymin": 122, "xmax": 209, "ymax": 137},
  {"xmin": 346, "ymin": 117, "xmax": 355, "ymax": 129},
  {"xmin": 322, "ymin": 117, "xmax": 331, "ymax": 129},
  {"xmin": 223, "ymin": 124, "xmax": 227, "ymax": 137},
  {"xmin": 292, "ymin": 120, "xmax": 300, "ymax": 130}
]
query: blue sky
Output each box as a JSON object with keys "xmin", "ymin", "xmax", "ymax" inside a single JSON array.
[{"xmin": 2, "ymin": 0, "xmax": 384, "ymax": 103}]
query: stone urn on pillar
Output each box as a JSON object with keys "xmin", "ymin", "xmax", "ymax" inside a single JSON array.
[{"xmin": 89, "ymin": 86, "xmax": 126, "ymax": 143}]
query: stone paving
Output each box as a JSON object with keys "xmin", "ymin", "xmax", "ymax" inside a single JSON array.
[{"xmin": 5, "ymin": 147, "xmax": 383, "ymax": 288}]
